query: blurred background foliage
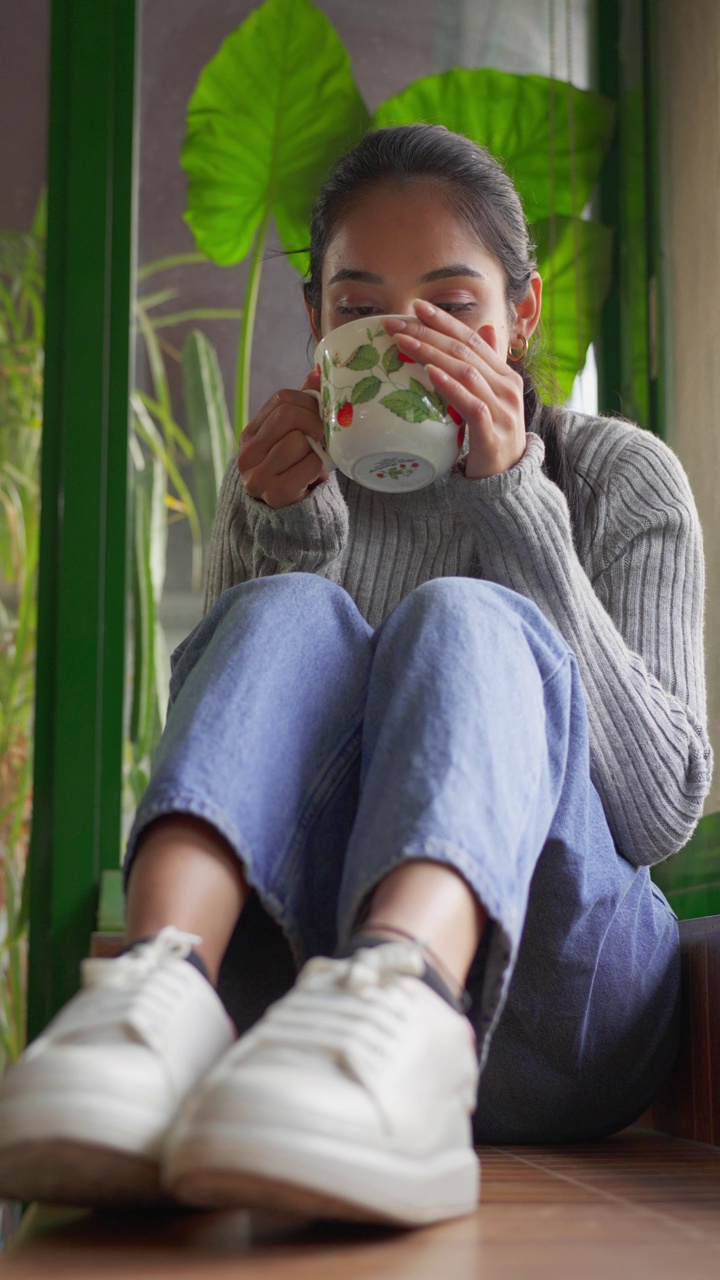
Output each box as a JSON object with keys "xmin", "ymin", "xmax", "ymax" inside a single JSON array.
[{"xmin": 0, "ymin": 221, "xmax": 237, "ymax": 1071}]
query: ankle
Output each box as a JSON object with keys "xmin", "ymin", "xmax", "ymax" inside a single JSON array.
[
  {"xmin": 343, "ymin": 926, "xmax": 470, "ymax": 1015},
  {"xmin": 121, "ymin": 933, "xmax": 213, "ymax": 986}
]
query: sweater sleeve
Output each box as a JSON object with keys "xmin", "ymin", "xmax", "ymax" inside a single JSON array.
[
  {"xmin": 203, "ymin": 456, "xmax": 350, "ymax": 614},
  {"xmin": 453, "ymin": 429, "xmax": 713, "ymax": 867}
]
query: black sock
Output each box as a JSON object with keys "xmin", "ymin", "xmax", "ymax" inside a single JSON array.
[
  {"xmin": 184, "ymin": 949, "xmax": 212, "ymax": 984},
  {"xmin": 338, "ymin": 934, "xmax": 470, "ymax": 1015},
  {"xmin": 120, "ymin": 936, "xmax": 212, "ymax": 986}
]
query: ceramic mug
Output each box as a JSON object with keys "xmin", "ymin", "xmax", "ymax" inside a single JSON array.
[{"xmin": 304, "ymin": 315, "xmax": 465, "ymax": 493}]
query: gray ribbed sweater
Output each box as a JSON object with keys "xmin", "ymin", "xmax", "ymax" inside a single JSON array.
[{"xmin": 205, "ymin": 412, "xmax": 713, "ymax": 868}]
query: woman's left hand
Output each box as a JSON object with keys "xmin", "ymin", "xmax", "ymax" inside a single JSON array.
[{"xmin": 384, "ymin": 299, "xmax": 527, "ymax": 479}]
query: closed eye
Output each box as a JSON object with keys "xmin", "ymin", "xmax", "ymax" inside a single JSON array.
[
  {"xmin": 436, "ymin": 302, "xmax": 476, "ymax": 314},
  {"xmin": 335, "ymin": 305, "xmax": 378, "ymax": 317}
]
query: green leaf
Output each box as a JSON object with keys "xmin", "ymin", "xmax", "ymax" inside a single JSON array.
[
  {"xmin": 533, "ymin": 216, "xmax": 613, "ymax": 397},
  {"xmin": 129, "ymin": 465, "xmax": 170, "ymax": 755},
  {"xmin": 182, "ymin": 0, "xmax": 370, "ymax": 268},
  {"xmin": 181, "ymin": 330, "xmax": 234, "ymax": 544},
  {"xmin": 409, "ymin": 378, "xmax": 445, "ymax": 419},
  {"xmin": 136, "ymin": 287, "xmax": 179, "ymax": 313},
  {"xmin": 130, "ymin": 482, "xmax": 156, "ymax": 755},
  {"xmin": 374, "ymin": 68, "xmax": 615, "ymax": 223},
  {"xmin": 345, "ymin": 344, "xmax": 378, "ymax": 370},
  {"xmin": 147, "ymin": 453, "xmax": 168, "ymax": 608},
  {"xmin": 380, "ymin": 390, "xmax": 434, "ymax": 423},
  {"xmin": 131, "ymin": 393, "xmax": 204, "ymax": 591},
  {"xmin": 136, "ymin": 252, "xmax": 208, "ymax": 282},
  {"xmin": 149, "ymin": 307, "xmax": 242, "ymax": 330},
  {"xmin": 351, "ymin": 375, "xmax": 381, "ymax": 404},
  {"xmin": 382, "ymin": 344, "xmax": 403, "ymax": 373}
]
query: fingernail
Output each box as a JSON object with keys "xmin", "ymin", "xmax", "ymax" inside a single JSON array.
[
  {"xmin": 384, "ymin": 317, "xmax": 407, "ymax": 331},
  {"xmin": 398, "ymin": 333, "xmax": 420, "ymax": 350},
  {"xmin": 413, "ymin": 298, "xmax": 435, "ymax": 316}
]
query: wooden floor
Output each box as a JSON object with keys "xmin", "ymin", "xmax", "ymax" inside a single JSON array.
[{"xmin": 4, "ymin": 1129, "xmax": 720, "ymax": 1279}]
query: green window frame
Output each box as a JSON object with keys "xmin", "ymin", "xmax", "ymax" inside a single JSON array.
[{"xmin": 27, "ymin": 0, "xmax": 136, "ymax": 1038}]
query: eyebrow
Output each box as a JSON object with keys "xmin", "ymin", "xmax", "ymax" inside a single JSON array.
[
  {"xmin": 420, "ymin": 264, "xmax": 486, "ymax": 283},
  {"xmin": 327, "ymin": 264, "xmax": 486, "ymax": 286}
]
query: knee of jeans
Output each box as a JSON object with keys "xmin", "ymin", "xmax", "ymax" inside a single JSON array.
[
  {"xmin": 220, "ymin": 573, "xmax": 358, "ymax": 620},
  {"xmin": 408, "ymin": 576, "xmax": 532, "ymax": 616},
  {"xmin": 401, "ymin": 577, "xmax": 543, "ymax": 636},
  {"xmin": 224, "ymin": 575, "xmax": 373, "ymax": 658},
  {"xmin": 395, "ymin": 578, "xmax": 572, "ymax": 677}
]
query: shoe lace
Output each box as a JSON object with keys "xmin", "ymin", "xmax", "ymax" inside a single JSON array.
[
  {"xmin": 80, "ymin": 926, "xmax": 202, "ymax": 990},
  {"xmin": 250, "ymin": 943, "xmax": 427, "ymax": 1081}
]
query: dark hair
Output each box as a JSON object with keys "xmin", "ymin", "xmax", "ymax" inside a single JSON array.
[{"xmin": 303, "ymin": 124, "xmax": 582, "ymax": 535}]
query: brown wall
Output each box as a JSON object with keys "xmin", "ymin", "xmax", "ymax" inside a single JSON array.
[
  {"xmin": 657, "ymin": 0, "xmax": 720, "ymax": 812},
  {"xmin": 0, "ymin": 0, "xmax": 49, "ymax": 230}
]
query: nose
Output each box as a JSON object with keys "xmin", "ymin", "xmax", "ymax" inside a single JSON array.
[{"xmin": 384, "ymin": 296, "xmax": 418, "ymax": 318}]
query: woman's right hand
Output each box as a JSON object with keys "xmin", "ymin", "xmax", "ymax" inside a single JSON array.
[{"xmin": 237, "ymin": 369, "xmax": 329, "ymax": 509}]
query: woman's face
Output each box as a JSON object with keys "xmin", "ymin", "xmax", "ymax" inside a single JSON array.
[{"xmin": 308, "ymin": 179, "xmax": 541, "ymax": 353}]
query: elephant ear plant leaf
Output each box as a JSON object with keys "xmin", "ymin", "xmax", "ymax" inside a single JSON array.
[
  {"xmin": 374, "ymin": 68, "xmax": 615, "ymax": 221},
  {"xmin": 182, "ymin": 0, "xmax": 370, "ymax": 435},
  {"xmin": 534, "ymin": 216, "xmax": 613, "ymax": 398},
  {"xmin": 375, "ymin": 68, "xmax": 616, "ymax": 391}
]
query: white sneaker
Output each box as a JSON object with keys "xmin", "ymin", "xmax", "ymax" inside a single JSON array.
[
  {"xmin": 0, "ymin": 928, "xmax": 235, "ymax": 1206},
  {"xmin": 163, "ymin": 942, "xmax": 480, "ymax": 1225}
]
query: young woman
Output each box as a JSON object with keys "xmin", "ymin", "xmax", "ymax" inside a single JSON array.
[{"xmin": 0, "ymin": 125, "xmax": 712, "ymax": 1227}]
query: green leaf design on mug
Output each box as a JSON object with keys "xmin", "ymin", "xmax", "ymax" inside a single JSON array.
[
  {"xmin": 382, "ymin": 344, "xmax": 403, "ymax": 373},
  {"xmin": 380, "ymin": 389, "xmax": 444, "ymax": 423},
  {"xmin": 409, "ymin": 377, "xmax": 447, "ymax": 418},
  {"xmin": 351, "ymin": 374, "xmax": 382, "ymax": 404},
  {"xmin": 345, "ymin": 344, "xmax": 379, "ymax": 370}
]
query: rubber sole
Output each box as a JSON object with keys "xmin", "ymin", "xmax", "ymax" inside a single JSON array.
[
  {"xmin": 0, "ymin": 1140, "xmax": 167, "ymax": 1207},
  {"xmin": 172, "ymin": 1167, "xmax": 403, "ymax": 1223},
  {"xmin": 166, "ymin": 1126, "xmax": 480, "ymax": 1226},
  {"xmin": 0, "ymin": 1080, "xmax": 172, "ymax": 1207}
]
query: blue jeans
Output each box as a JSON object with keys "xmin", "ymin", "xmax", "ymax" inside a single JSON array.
[{"xmin": 126, "ymin": 574, "xmax": 680, "ymax": 1144}]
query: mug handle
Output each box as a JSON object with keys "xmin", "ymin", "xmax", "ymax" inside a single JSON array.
[{"xmin": 303, "ymin": 389, "xmax": 336, "ymax": 471}]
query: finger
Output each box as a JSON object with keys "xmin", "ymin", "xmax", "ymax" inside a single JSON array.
[
  {"xmin": 265, "ymin": 452, "xmax": 329, "ymax": 509},
  {"xmin": 478, "ymin": 323, "xmax": 500, "ymax": 354},
  {"xmin": 300, "ymin": 367, "xmax": 321, "ymax": 392},
  {"xmin": 242, "ymin": 428, "xmax": 321, "ymax": 498},
  {"xmin": 410, "ymin": 342, "xmax": 499, "ymax": 417},
  {"xmin": 247, "ymin": 443, "xmax": 327, "ymax": 509},
  {"xmin": 239, "ymin": 393, "xmax": 323, "ymax": 473},
  {"xmin": 241, "ymin": 387, "xmax": 319, "ymax": 443},
  {"xmin": 391, "ymin": 325, "xmax": 510, "ymax": 395},
  {"xmin": 390, "ymin": 301, "xmax": 509, "ymax": 377},
  {"xmin": 425, "ymin": 364, "xmax": 495, "ymax": 432}
]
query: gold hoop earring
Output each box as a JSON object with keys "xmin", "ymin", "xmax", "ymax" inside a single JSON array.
[{"xmin": 507, "ymin": 334, "xmax": 528, "ymax": 362}]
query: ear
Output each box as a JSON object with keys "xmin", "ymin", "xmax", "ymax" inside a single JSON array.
[
  {"xmin": 304, "ymin": 295, "xmax": 322, "ymax": 344},
  {"xmin": 514, "ymin": 271, "xmax": 542, "ymax": 339}
]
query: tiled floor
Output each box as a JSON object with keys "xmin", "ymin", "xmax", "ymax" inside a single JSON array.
[{"xmin": 5, "ymin": 1129, "xmax": 720, "ymax": 1279}]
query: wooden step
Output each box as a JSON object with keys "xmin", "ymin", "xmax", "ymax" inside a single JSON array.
[{"xmin": 4, "ymin": 1129, "xmax": 720, "ymax": 1278}]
